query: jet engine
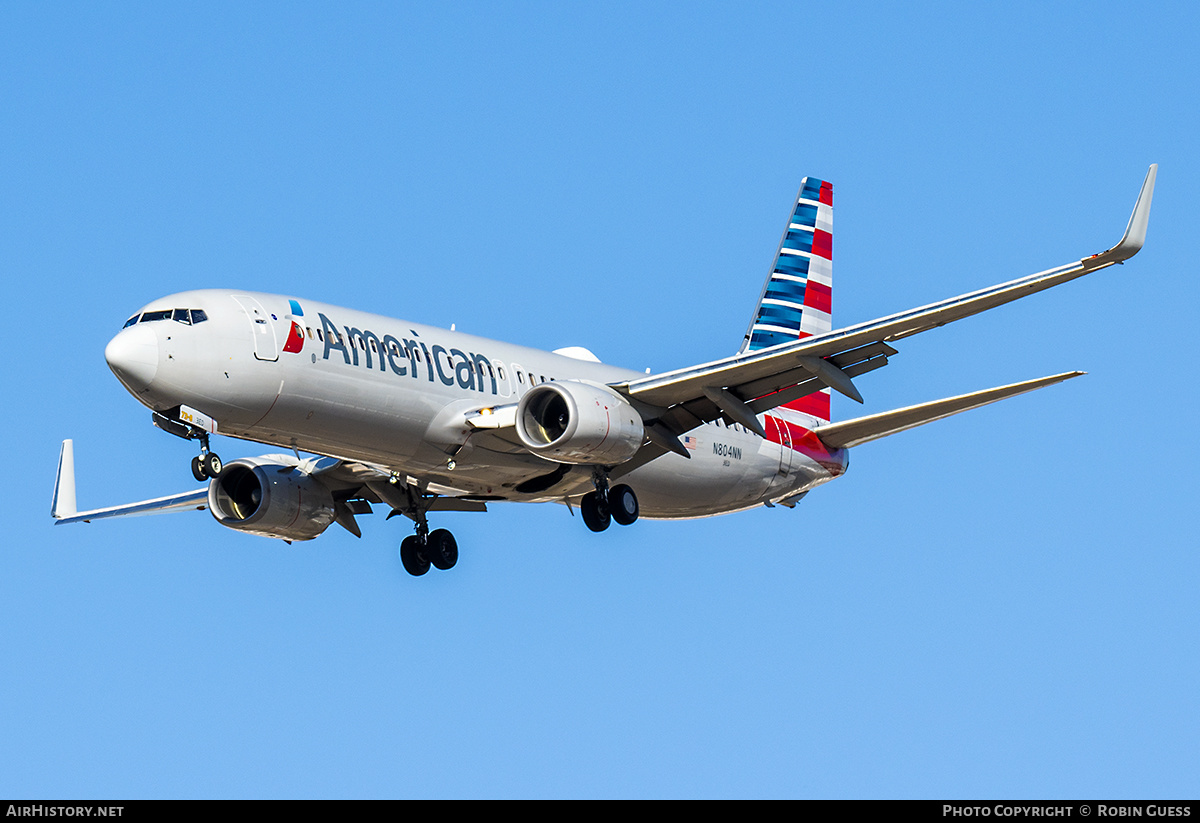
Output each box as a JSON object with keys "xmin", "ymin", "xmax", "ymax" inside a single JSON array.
[
  {"xmin": 515, "ymin": 381, "xmax": 645, "ymax": 465},
  {"xmin": 207, "ymin": 457, "xmax": 337, "ymax": 541}
]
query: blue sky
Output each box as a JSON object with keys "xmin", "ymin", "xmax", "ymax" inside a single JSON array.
[{"xmin": 2, "ymin": 2, "xmax": 1196, "ymax": 798}]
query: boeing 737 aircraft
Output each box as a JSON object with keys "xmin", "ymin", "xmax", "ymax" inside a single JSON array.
[{"xmin": 52, "ymin": 166, "xmax": 1157, "ymax": 576}]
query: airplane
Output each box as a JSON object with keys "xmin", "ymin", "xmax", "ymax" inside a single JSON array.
[{"xmin": 52, "ymin": 165, "xmax": 1157, "ymax": 576}]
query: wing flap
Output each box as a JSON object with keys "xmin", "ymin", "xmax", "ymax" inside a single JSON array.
[{"xmin": 812, "ymin": 372, "xmax": 1085, "ymax": 449}]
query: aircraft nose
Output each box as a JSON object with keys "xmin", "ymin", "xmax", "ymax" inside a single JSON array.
[{"xmin": 105, "ymin": 323, "xmax": 159, "ymax": 393}]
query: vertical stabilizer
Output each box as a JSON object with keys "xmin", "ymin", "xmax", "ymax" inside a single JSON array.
[{"xmin": 741, "ymin": 177, "xmax": 834, "ymax": 423}]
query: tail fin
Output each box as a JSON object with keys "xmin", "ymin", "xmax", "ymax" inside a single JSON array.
[{"xmin": 741, "ymin": 176, "xmax": 834, "ymax": 423}]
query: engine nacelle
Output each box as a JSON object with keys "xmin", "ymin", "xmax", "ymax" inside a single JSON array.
[
  {"xmin": 515, "ymin": 381, "xmax": 645, "ymax": 465},
  {"xmin": 207, "ymin": 457, "xmax": 337, "ymax": 541}
]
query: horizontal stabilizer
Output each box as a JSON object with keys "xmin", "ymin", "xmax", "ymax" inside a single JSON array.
[{"xmin": 812, "ymin": 372, "xmax": 1085, "ymax": 449}]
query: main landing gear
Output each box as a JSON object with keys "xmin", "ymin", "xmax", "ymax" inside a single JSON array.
[
  {"xmin": 579, "ymin": 471, "xmax": 639, "ymax": 533},
  {"xmin": 399, "ymin": 526, "xmax": 458, "ymax": 577},
  {"xmin": 382, "ymin": 478, "xmax": 460, "ymax": 577}
]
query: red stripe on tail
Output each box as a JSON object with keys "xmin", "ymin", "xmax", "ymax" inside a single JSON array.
[
  {"xmin": 803, "ymin": 281, "xmax": 831, "ymax": 314},
  {"xmin": 784, "ymin": 391, "xmax": 830, "ymax": 420},
  {"xmin": 811, "ymin": 229, "xmax": 832, "ymax": 260}
]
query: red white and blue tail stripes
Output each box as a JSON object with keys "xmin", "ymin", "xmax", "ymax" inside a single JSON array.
[{"xmin": 742, "ymin": 177, "xmax": 835, "ymax": 425}]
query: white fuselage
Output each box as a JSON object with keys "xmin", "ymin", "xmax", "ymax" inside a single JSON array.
[{"xmin": 106, "ymin": 290, "xmax": 846, "ymax": 518}]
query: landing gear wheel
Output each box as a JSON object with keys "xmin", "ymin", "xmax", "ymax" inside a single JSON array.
[
  {"xmin": 191, "ymin": 456, "xmax": 208, "ymax": 482},
  {"xmin": 581, "ymin": 491, "xmax": 611, "ymax": 532},
  {"xmin": 426, "ymin": 529, "xmax": 458, "ymax": 570},
  {"xmin": 609, "ymin": 484, "xmax": 639, "ymax": 526},
  {"xmin": 399, "ymin": 535, "xmax": 431, "ymax": 576},
  {"xmin": 202, "ymin": 452, "xmax": 223, "ymax": 478}
]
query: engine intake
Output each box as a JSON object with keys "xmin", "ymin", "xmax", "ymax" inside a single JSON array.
[
  {"xmin": 208, "ymin": 458, "xmax": 336, "ymax": 541},
  {"xmin": 515, "ymin": 381, "xmax": 644, "ymax": 465}
]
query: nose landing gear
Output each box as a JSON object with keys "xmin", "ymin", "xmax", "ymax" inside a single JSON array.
[
  {"xmin": 152, "ymin": 408, "xmax": 223, "ymax": 482},
  {"xmin": 189, "ymin": 434, "xmax": 223, "ymax": 481},
  {"xmin": 190, "ymin": 439, "xmax": 223, "ymax": 482}
]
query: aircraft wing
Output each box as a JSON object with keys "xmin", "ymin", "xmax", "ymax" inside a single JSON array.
[
  {"xmin": 612, "ymin": 165, "xmax": 1156, "ymax": 439},
  {"xmin": 52, "ymin": 438, "xmax": 489, "ymax": 537},
  {"xmin": 51, "ymin": 440, "xmax": 209, "ymax": 524}
]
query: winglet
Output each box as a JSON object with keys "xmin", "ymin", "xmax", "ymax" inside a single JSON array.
[
  {"xmin": 52, "ymin": 439, "xmax": 78, "ymax": 519},
  {"xmin": 1089, "ymin": 164, "xmax": 1157, "ymax": 267}
]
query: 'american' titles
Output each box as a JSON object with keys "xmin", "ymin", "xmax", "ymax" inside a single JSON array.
[{"xmin": 318, "ymin": 312, "xmax": 499, "ymax": 395}]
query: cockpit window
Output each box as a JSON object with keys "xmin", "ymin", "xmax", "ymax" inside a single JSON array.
[{"xmin": 125, "ymin": 308, "xmax": 207, "ymax": 327}]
